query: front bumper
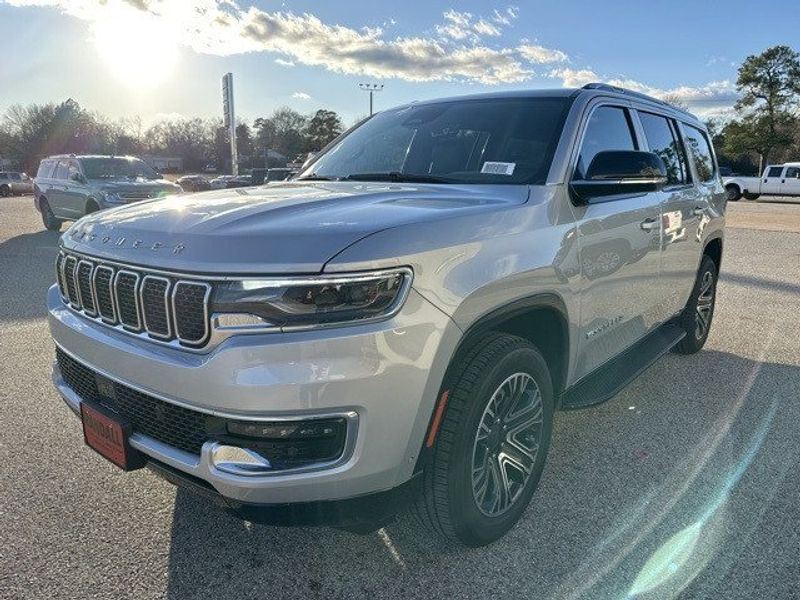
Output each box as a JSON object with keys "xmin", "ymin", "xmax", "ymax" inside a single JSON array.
[{"xmin": 48, "ymin": 284, "xmax": 460, "ymax": 505}]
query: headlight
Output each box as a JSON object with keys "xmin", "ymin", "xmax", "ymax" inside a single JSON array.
[
  {"xmin": 212, "ymin": 268, "xmax": 413, "ymax": 330},
  {"xmin": 103, "ymin": 191, "xmax": 122, "ymax": 203}
]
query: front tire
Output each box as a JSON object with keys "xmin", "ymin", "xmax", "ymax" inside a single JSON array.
[
  {"xmin": 673, "ymin": 255, "xmax": 718, "ymax": 354},
  {"xmin": 40, "ymin": 199, "xmax": 63, "ymax": 232},
  {"xmin": 0, "ymin": 185, "xmax": 10, "ymax": 197},
  {"xmin": 725, "ymin": 184, "xmax": 741, "ymax": 201},
  {"xmin": 415, "ymin": 333, "xmax": 554, "ymax": 546}
]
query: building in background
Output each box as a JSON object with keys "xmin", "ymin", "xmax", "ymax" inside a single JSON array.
[{"xmin": 141, "ymin": 155, "xmax": 183, "ymax": 173}]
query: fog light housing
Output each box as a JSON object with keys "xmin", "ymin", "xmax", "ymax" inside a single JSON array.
[{"xmin": 209, "ymin": 417, "xmax": 349, "ymax": 472}]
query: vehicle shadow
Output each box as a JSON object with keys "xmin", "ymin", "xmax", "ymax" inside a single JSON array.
[
  {"xmin": 0, "ymin": 229, "xmax": 62, "ymax": 322},
  {"xmin": 164, "ymin": 349, "xmax": 800, "ymax": 600}
]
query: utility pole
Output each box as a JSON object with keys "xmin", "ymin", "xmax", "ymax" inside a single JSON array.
[
  {"xmin": 358, "ymin": 83, "xmax": 384, "ymax": 116},
  {"xmin": 222, "ymin": 73, "xmax": 238, "ymax": 176}
]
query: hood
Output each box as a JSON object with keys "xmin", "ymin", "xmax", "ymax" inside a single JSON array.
[{"xmin": 61, "ymin": 181, "xmax": 528, "ymax": 274}]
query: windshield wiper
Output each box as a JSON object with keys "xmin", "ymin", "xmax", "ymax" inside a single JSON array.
[
  {"xmin": 342, "ymin": 172, "xmax": 453, "ymax": 184},
  {"xmin": 296, "ymin": 173, "xmax": 335, "ymax": 181}
]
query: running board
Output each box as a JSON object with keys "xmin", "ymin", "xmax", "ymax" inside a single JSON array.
[{"xmin": 560, "ymin": 322, "xmax": 686, "ymax": 410}]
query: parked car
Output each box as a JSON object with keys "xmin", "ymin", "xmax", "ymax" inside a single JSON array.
[
  {"xmin": 266, "ymin": 168, "xmax": 296, "ymax": 182},
  {"xmin": 33, "ymin": 155, "xmax": 182, "ymax": 231},
  {"xmin": 723, "ymin": 163, "xmax": 800, "ymax": 200},
  {"xmin": 209, "ymin": 175, "xmax": 235, "ymax": 189},
  {"xmin": 48, "ymin": 84, "xmax": 725, "ymax": 546},
  {"xmin": 176, "ymin": 175, "xmax": 211, "ymax": 193},
  {"xmin": 0, "ymin": 171, "xmax": 34, "ymax": 196},
  {"xmin": 226, "ymin": 175, "xmax": 253, "ymax": 188}
]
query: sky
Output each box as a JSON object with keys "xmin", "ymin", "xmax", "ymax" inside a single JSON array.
[{"xmin": 1, "ymin": 0, "xmax": 799, "ymax": 127}]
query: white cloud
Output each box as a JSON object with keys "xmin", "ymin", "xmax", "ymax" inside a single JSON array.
[
  {"xmin": 292, "ymin": 92, "xmax": 311, "ymax": 100},
  {"xmin": 549, "ymin": 68, "xmax": 739, "ymax": 117},
  {"xmin": 274, "ymin": 58, "xmax": 295, "ymax": 67},
  {"xmin": 491, "ymin": 7, "xmax": 518, "ymax": 26},
  {"xmin": 5, "ymin": 1, "xmax": 529, "ymax": 84},
  {"xmin": 435, "ymin": 9, "xmax": 503, "ymax": 42},
  {"xmin": 518, "ymin": 44, "xmax": 569, "ymax": 64}
]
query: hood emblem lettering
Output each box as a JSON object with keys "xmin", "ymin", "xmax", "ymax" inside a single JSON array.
[{"xmin": 67, "ymin": 230, "xmax": 186, "ymax": 254}]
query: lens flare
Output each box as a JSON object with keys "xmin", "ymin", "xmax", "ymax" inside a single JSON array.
[{"xmin": 92, "ymin": 8, "xmax": 179, "ymax": 90}]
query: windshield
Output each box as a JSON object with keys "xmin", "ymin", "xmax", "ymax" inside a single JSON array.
[
  {"xmin": 80, "ymin": 157, "xmax": 159, "ymax": 180},
  {"xmin": 299, "ymin": 97, "xmax": 572, "ymax": 185}
]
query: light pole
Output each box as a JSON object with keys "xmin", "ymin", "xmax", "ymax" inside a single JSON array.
[{"xmin": 358, "ymin": 83, "xmax": 384, "ymax": 116}]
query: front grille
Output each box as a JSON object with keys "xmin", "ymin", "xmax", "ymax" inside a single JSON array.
[
  {"xmin": 56, "ymin": 252, "xmax": 211, "ymax": 347},
  {"xmin": 119, "ymin": 191, "xmax": 155, "ymax": 201},
  {"xmin": 57, "ymin": 347, "xmax": 208, "ymax": 455}
]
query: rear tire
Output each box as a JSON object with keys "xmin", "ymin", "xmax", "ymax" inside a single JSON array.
[
  {"xmin": 725, "ymin": 184, "xmax": 741, "ymax": 201},
  {"xmin": 40, "ymin": 199, "xmax": 63, "ymax": 232},
  {"xmin": 673, "ymin": 255, "xmax": 718, "ymax": 355},
  {"xmin": 414, "ymin": 333, "xmax": 554, "ymax": 546}
]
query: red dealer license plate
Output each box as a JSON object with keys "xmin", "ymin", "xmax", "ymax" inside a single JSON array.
[{"xmin": 80, "ymin": 402, "xmax": 143, "ymax": 470}]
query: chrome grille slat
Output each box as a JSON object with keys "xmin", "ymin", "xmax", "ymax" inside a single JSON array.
[
  {"xmin": 172, "ymin": 281, "xmax": 211, "ymax": 345},
  {"xmin": 140, "ymin": 275, "xmax": 171, "ymax": 339},
  {"xmin": 93, "ymin": 265, "xmax": 117, "ymax": 323},
  {"xmin": 55, "ymin": 253, "xmax": 68, "ymax": 300},
  {"xmin": 114, "ymin": 270, "xmax": 141, "ymax": 331},
  {"xmin": 55, "ymin": 251, "xmax": 212, "ymax": 348},
  {"xmin": 76, "ymin": 260, "xmax": 96, "ymax": 316},
  {"xmin": 62, "ymin": 256, "xmax": 79, "ymax": 308}
]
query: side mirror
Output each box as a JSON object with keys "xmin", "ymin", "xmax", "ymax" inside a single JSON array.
[
  {"xmin": 570, "ymin": 150, "xmax": 667, "ymax": 204},
  {"xmin": 70, "ymin": 172, "xmax": 85, "ymax": 184}
]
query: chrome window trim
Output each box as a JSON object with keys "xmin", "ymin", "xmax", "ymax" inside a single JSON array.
[
  {"xmin": 171, "ymin": 281, "xmax": 211, "ymax": 346},
  {"xmin": 76, "ymin": 259, "xmax": 97, "ymax": 317},
  {"xmin": 114, "ymin": 269, "xmax": 142, "ymax": 332},
  {"xmin": 92, "ymin": 264, "xmax": 118, "ymax": 324},
  {"xmin": 139, "ymin": 275, "xmax": 172, "ymax": 340}
]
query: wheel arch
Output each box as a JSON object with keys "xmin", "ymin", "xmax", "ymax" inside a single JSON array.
[
  {"xmin": 85, "ymin": 197, "xmax": 100, "ymax": 213},
  {"xmin": 419, "ymin": 293, "xmax": 571, "ymax": 460},
  {"xmin": 703, "ymin": 235, "xmax": 723, "ymax": 271}
]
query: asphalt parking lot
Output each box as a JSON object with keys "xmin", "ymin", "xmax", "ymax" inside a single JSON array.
[{"xmin": 1, "ymin": 195, "xmax": 799, "ymax": 600}]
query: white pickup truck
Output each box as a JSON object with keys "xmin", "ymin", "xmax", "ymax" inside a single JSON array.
[{"xmin": 724, "ymin": 163, "xmax": 800, "ymax": 201}]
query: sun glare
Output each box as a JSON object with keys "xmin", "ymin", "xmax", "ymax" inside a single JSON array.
[{"xmin": 92, "ymin": 10, "xmax": 179, "ymax": 90}]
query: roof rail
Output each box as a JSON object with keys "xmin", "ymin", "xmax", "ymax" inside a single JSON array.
[{"xmin": 581, "ymin": 82, "xmax": 695, "ymax": 117}]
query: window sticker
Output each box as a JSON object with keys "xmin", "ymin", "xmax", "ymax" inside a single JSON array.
[{"xmin": 481, "ymin": 161, "xmax": 516, "ymax": 176}]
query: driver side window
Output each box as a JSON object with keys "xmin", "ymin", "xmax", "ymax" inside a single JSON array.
[{"xmin": 575, "ymin": 106, "xmax": 638, "ymax": 180}]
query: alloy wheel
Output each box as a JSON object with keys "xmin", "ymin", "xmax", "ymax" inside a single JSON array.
[
  {"xmin": 695, "ymin": 270, "xmax": 715, "ymax": 340},
  {"xmin": 471, "ymin": 372, "xmax": 543, "ymax": 517}
]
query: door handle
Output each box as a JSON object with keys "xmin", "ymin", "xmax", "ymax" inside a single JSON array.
[{"xmin": 640, "ymin": 217, "xmax": 659, "ymax": 231}]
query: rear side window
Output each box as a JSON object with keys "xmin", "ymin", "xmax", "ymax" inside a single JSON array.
[
  {"xmin": 575, "ymin": 106, "xmax": 637, "ymax": 180},
  {"xmin": 767, "ymin": 166, "xmax": 784, "ymax": 178},
  {"xmin": 682, "ymin": 125, "xmax": 716, "ymax": 182},
  {"xmin": 53, "ymin": 160, "xmax": 70, "ymax": 180},
  {"xmin": 786, "ymin": 166, "xmax": 800, "ymax": 178},
  {"xmin": 639, "ymin": 112, "xmax": 689, "ymax": 185}
]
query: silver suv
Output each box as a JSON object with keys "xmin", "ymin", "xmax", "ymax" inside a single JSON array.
[
  {"xmin": 48, "ymin": 84, "xmax": 725, "ymax": 546},
  {"xmin": 34, "ymin": 155, "xmax": 181, "ymax": 231}
]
